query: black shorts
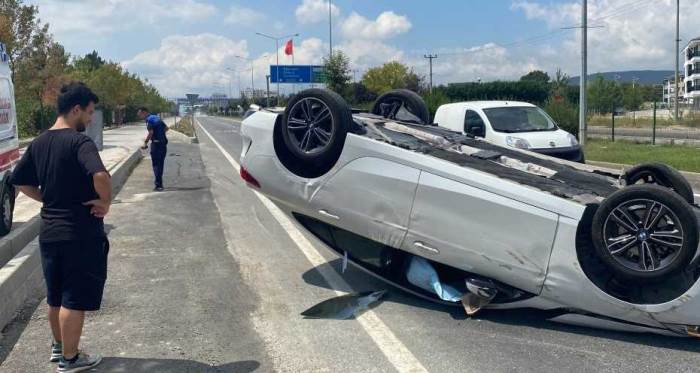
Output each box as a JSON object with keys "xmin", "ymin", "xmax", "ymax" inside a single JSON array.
[{"xmin": 40, "ymin": 237, "xmax": 109, "ymax": 311}]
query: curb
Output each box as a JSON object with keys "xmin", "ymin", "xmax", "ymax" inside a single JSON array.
[
  {"xmin": 168, "ymin": 129, "xmax": 198, "ymax": 144},
  {"xmin": 0, "ymin": 148, "xmax": 143, "ymax": 331}
]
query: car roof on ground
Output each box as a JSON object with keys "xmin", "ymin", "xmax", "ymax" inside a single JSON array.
[{"xmin": 439, "ymin": 101, "xmax": 537, "ymax": 110}]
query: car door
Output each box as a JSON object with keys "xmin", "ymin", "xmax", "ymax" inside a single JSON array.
[
  {"xmin": 309, "ymin": 157, "xmax": 420, "ymax": 250},
  {"xmin": 401, "ymin": 171, "xmax": 559, "ymax": 294}
]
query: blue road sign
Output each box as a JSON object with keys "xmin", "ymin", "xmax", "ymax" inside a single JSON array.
[{"xmin": 270, "ymin": 65, "xmax": 326, "ymax": 83}]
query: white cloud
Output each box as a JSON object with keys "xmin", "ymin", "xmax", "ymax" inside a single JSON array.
[
  {"xmin": 31, "ymin": 0, "xmax": 216, "ymax": 36},
  {"xmin": 224, "ymin": 5, "xmax": 266, "ymax": 26},
  {"xmin": 510, "ymin": 0, "xmax": 700, "ymax": 75},
  {"xmin": 340, "ymin": 11, "xmax": 412, "ymax": 40},
  {"xmin": 295, "ymin": 0, "xmax": 340, "ymax": 24},
  {"xmin": 123, "ymin": 34, "xmax": 249, "ymax": 97},
  {"xmin": 338, "ymin": 40, "xmax": 404, "ymax": 70}
]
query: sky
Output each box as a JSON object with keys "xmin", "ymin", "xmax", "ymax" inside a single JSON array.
[{"xmin": 27, "ymin": 0, "xmax": 700, "ymax": 98}]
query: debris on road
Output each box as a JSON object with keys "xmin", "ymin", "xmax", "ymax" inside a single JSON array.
[{"xmin": 301, "ymin": 290, "xmax": 387, "ymax": 320}]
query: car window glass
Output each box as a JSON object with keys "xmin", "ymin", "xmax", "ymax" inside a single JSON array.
[
  {"xmin": 482, "ymin": 107, "xmax": 556, "ymax": 133},
  {"xmin": 464, "ymin": 110, "xmax": 485, "ymax": 132}
]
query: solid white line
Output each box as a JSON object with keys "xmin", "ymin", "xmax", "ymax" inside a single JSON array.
[{"xmin": 196, "ymin": 118, "xmax": 429, "ymax": 373}]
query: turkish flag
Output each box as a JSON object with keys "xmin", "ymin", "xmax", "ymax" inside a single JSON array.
[{"xmin": 284, "ymin": 39, "xmax": 293, "ymax": 56}]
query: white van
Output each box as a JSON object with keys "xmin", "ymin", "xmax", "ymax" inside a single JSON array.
[
  {"xmin": 433, "ymin": 101, "xmax": 584, "ymax": 162},
  {"xmin": 0, "ymin": 42, "xmax": 19, "ymax": 235}
]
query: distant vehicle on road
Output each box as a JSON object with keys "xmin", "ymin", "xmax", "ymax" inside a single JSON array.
[
  {"xmin": 434, "ymin": 101, "xmax": 584, "ymax": 162},
  {"xmin": 0, "ymin": 42, "xmax": 19, "ymax": 235},
  {"xmin": 240, "ymin": 88, "xmax": 700, "ymax": 337}
]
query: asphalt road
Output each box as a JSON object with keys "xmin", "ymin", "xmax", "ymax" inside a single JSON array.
[{"xmin": 195, "ymin": 116, "xmax": 700, "ymax": 373}]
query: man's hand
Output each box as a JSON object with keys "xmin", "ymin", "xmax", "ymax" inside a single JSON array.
[
  {"xmin": 83, "ymin": 199, "xmax": 110, "ymax": 218},
  {"xmin": 141, "ymin": 140, "xmax": 149, "ymax": 150}
]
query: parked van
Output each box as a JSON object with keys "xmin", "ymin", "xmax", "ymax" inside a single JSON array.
[
  {"xmin": 0, "ymin": 42, "xmax": 20, "ymax": 235},
  {"xmin": 433, "ymin": 101, "xmax": 584, "ymax": 162}
]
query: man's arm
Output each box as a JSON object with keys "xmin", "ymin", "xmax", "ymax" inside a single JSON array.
[
  {"xmin": 17, "ymin": 185, "xmax": 41, "ymax": 202},
  {"xmin": 143, "ymin": 129, "xmax": 154, "ymax": 149},
  {"xmin": 83, "ymin": 171, "xmax": 111, "ymax": 218}
]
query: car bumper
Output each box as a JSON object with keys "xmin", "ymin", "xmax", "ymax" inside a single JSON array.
[{"xmin": 531, "ymin": 145, "xmax": 585, "ymax": 163}]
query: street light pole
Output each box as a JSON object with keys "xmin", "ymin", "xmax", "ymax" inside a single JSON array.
[
  {"xmin": 255, "ymin": 32, "xmax": 299, "ymax": 106},
  {"xmin": 674, "ymin": 0, "xmax": 680, "ymax": 122},
  {"xmin": 579, "ymin": 0, "xmax": 588, "ymax": 146},
  {"xmin": 329, "ymin": 0, "xmax": 333, "ymax": 58}
]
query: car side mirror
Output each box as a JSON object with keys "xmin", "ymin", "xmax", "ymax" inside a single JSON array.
[{"xmin": 467, "ymin": 124, "xmax": 485, "ymax": 138}]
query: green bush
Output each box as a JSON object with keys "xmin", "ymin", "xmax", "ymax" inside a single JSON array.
[
  {"xmin": 422, "ymin": 90, "xmax": 450, "ymax": 122},
  {"xmin": 544, "ymin": 98, "xmax": 579, "ymax": 137},
  {"xmin": 444, "ymin": 81, "xmax": 550, "ymax": 105}
]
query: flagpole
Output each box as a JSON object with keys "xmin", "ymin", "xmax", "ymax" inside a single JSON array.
[{"xmin": 292, "ymin": 38, "xmax": 296, "ymax": 95}]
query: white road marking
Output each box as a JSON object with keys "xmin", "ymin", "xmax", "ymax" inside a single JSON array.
[{"xmin": 197, "ymin": 118, "xmax": 429, "ymax": 373}]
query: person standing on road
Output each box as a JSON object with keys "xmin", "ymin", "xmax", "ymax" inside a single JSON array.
[
  {"xmin": 137, "ymin": 107, "xmax": 168, "ymax": 191},
  {"xmin": 12, "ymin": 82, "xmax": 110, "ymax": 372}
]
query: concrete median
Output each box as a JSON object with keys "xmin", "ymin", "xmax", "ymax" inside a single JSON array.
[{"xmin": 0, "ymin": 128, "xmax": 145, "ymax": 331}]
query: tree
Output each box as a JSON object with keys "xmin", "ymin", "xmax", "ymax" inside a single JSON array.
[
  {"xmin": 0, "ymin": 0, "xmax": 47, "ymax": 79},
  {"xmin": 322, "ymin": 51, "xmax": 351, "ymax": 95},
  {"xmin": 587, "ymin": 75, "xmax": 622, "ymax": 114},
  {"xmin": 362, "ymin": 61, "xmax": 424, "ymax": 94},
  {"xmin": 520, "ymin": 70, "xmax": 550, "ymax": 84}
]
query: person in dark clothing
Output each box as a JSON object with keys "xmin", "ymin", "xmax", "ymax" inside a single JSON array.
[
  {"xmin": 137, "ymin": 107, "xmax": 168, "ymax": 191},
  {"xmin": 12, "ymin": 82, "xmax": 109, "ymax": 372}
]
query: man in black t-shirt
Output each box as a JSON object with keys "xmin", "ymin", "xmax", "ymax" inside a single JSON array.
[{"xmin": 12, "ymin": 82, "xmax": 109, "ymax": 372}]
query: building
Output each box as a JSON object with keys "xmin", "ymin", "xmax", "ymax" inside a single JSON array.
[
  {"xmin": 663, "ymin": 74, "xmax": 687, "ymax": 107},
  {"xmin": 175, "ymin": 94, "xmax": 230, "ymax": 113},
  {"xmin": 684, "ymin": 36, "xmax": 700, "ymax": 107}
]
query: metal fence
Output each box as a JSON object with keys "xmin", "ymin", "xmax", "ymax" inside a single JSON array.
[{"xmin": 587, "ymin": 103, "xmax": 700, "ymax": 146}]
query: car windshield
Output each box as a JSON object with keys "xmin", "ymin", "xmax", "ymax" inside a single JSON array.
[{"xmin": 482, "ymin": 106, "xmax": 557, "ymax": 133}]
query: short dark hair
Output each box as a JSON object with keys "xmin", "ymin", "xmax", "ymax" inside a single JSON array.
[
  {"xmin": 137, "ymin": 107, "xmax": 149, "ymax": 113},
  {"xmin": 57, "ymin": 82, "xmax": 99, "ymax": 115}
]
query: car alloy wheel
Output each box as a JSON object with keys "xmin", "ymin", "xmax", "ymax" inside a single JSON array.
[
  {"xmin": 602, "ymin": 198, "xmax": 684, "ymax": 273},
  {"xmin": 285, "ymin": 97, "xmax": 335, "ymax": 156}
]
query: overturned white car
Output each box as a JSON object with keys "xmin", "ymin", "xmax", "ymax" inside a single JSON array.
[{"xmin": 239, "ymin": 88, "xmax": 700, "ymax": 337}]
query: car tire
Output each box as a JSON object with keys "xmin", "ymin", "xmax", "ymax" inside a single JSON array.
[
  {"xmin": 276, "ymin": 88, "xmax": 352, "ymax": 178},
  {"xmin": 370, "ymin": 89, "xmax": 430, "ymax": 125},
  {"xmin": 624, "ymin": 163, "xmax": 694, "ymax": 204},
  {"xmin": 591, "ymin": 185, "xmax": 698, "ymax": 283},
  {"xmin": 0, "ymin": 184, "xmax": 14, "ymax": 236}
]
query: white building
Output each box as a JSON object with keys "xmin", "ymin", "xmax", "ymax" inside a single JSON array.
[
  {"xmin": 663, "ymin": 74, "xmax": 686, "ymax": 107},
  {"xmin": 683, "ymin": 36, "xmax": 700, "ymax": 107}
]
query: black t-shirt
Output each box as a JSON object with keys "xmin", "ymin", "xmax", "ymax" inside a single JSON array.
[{"xmin": 11, "ymin": 129, "xmax": 108, "ymax": 243}]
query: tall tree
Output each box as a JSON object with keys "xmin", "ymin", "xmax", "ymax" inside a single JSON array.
[
  {"xmin": 322, "ymin": 51, "xmax": 351, "ymax": 95},
  {"xmin": 362, "ymin": 61, "xmax": 424, "ymax": 94},
  {"xmin": 0, "ymin": 0, "xmax": 48, "ymax": 79},
  {"xmin": 520, "ymin": 70, "xmax": 550, "ymax": 84}
]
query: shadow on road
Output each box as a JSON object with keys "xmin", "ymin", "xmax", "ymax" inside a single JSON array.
[
  {"xmin": 303, "ymin": 259, "xmax": 700, "ymax": 352},
  {"xmin": 99, "ymin": 358, "xmax": 260, "ymax": 372}
]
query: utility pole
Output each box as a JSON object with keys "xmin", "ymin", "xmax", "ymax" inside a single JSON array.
[
  {"xmin": 674, "ymin": 0, "xmax": 680, "ymax": 122},
  {"xmin": 265, "ymin": 75, "xmax": 271, "ymax": 107},
  {"xmin": 579, "ymin": 0, "xmax": 588, "ymax": 146},
  {"xmin": 329, "ymin": 0, "xmax": 333, "ymax": 58},
  {"xmin": 424, "ymin": 54, "xmax": 437, "ymax": 94}
]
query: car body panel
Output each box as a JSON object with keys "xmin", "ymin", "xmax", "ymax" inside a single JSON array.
[
  {"xmin": 402, "ymin": 171, "xmax": 559, "ymax": 294},
  {"xmin": 309, "ymin": 157, "xmax": 419, "ymax": 249}
]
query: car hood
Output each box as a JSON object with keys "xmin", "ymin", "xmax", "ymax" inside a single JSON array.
[{"xmin": 506, "ymin": 129, "xmax": 574, "ymax": 149}]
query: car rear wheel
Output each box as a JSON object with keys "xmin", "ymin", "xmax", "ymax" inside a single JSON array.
[
  {"xmin": 0, "ymin": 185, "xmax": 14, "ymax": 236},
  {"xmin": 276, "ymin": 88, "xmax": 352, "ymax": 178},
  {"xmin": 591, "ymin": 185, "xmax": 698, "ymax": 283},
  {"xmin": 624, "ymin": 163, "xmax": 694, "ymax": 204},
  {"xmin": 370, "ymin": 89, "xmax": 430, "ymax": 125}
]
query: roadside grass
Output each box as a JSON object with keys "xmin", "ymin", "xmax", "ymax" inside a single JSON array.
[
  {"xmin": 172, "ymin": 116, "xmax": 195, "ymax": 137},
  {"xmin": 589, "ymin": 114, "xmax": 700, "ymax": 129},
  {"xmin": 584, "ymin": 139, "xmax": 700, "ymax": 173}
]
